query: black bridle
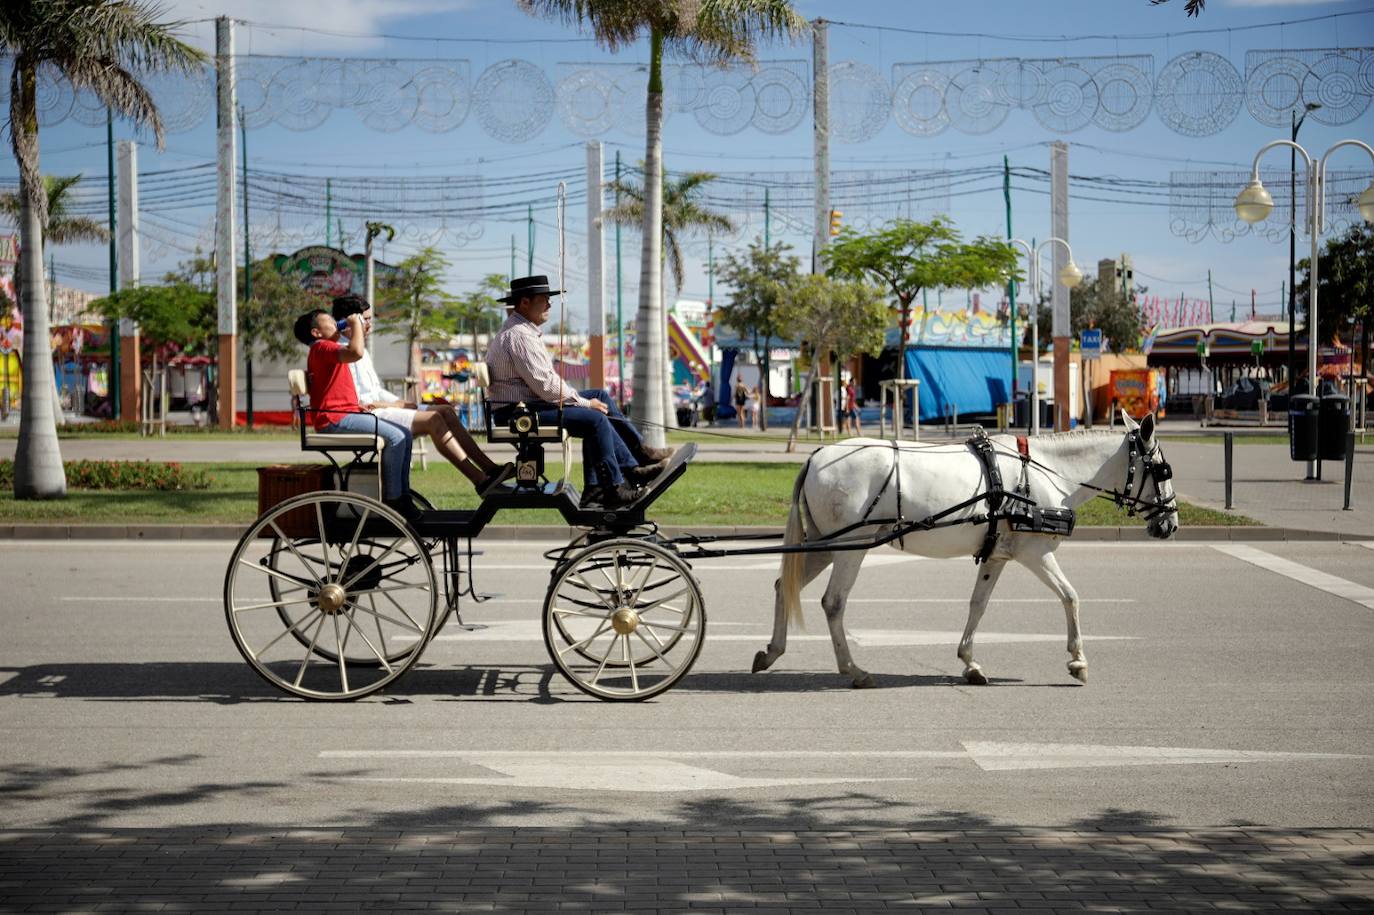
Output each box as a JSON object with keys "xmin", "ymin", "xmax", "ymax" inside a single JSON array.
[{"xmin": 1079, "ymin": 430, "xmax": 1178, "ymax": 523}]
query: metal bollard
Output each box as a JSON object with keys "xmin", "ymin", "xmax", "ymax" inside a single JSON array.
[
  {"xmin": 1344, "ymin": 432, "xmax": 1355, "ymax": 511},
  {"xmin": 1224, "ymin": 432, "xmax": 1234, "ymax": 510}
]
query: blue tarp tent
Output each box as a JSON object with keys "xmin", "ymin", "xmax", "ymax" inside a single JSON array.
[{"xmin": 904, "ymin": 347, "xmax": 1011, "ymax": 420}]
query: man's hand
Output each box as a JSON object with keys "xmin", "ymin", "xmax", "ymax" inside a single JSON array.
[{"xmin": 588, "ymin": 399, "xmax": 609, "ymax": 415}]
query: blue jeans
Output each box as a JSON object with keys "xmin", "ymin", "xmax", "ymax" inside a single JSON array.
[
  {"xmin": 497, "ymin": 389, "xmax": 646, "ymax": 488},
  {"xmin": 323, "ymin": 412, "xmax": 412, "ymax": 500}
]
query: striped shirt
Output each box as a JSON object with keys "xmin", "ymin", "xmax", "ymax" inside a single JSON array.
[{"xmin": 486, "ymin": 311, "xmax": 591, "ymax": 408}]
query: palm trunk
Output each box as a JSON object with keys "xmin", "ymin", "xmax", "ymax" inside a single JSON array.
[
  {"xmin": 11, "ymin": 63, "xmax": 65, "ymax": 499},
  {"xmin": 631, "ymin": 28, "xmax": 667, "ymax": 448},
  {"xmin": 785, "ymin": 357, "xmax": 817, "ymax": 453},
  {"xmin": 14, "ymin": 179, "xmax": 66, "ymax": 497}
]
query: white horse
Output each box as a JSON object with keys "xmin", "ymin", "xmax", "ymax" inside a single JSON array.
[{"xmin": 753, "ymin": 412, "xmax": 1178, "ymax": 688}]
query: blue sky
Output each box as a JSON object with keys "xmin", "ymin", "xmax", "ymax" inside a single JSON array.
[{"xmin": 5, "ymin": 0, "xmax": 1373, "ymax": 329}]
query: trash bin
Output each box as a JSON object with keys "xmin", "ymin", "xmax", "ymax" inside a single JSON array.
[
  {"xmin": 1288, "ymin": 394, "xmax": 1320, "ymax": 462},
  {"xmin": 1319, "ymin": 393, "xmax": 1351, "ymax": 461}
]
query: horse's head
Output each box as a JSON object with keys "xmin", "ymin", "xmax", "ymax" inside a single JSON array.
[{"xmin": 1120, "ymin": 410, "xmax": 1178, "ymax": 539}]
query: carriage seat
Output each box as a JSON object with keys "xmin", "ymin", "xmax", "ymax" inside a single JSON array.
[
  {"xmin": 287, "ymin": 369, "xmax": 385, "ymax": 453},
  {"xmin": 472, "ymin": 361, "xmax": 571, "ymax": 488}
]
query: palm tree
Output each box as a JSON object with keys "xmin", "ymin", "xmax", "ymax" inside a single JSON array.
[
  {"xmin": 604, "ymin": 168, "xmax": 734, "ymax": 428},
  {"xmin": 519, "ymin": 0, "xmax": 806, "ymax": 447},
  {"xmin": 0, "ymin": 174, "xmax": 111, "ymax": 321},
  {"xmin": 2, "ymin": 0, "xmax": 205, "ymax": 499}
]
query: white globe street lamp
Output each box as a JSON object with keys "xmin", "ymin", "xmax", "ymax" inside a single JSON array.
[
  {"xmin": 1235, "ymin": 139, "xmax": 1374, "ymax": 424},
  {"xmin": 1010, "ymin": 236, "xmax": 1081, "ymax": 435},
  {"xmin": 1233, "ymin": 179, "xmax": 1275, "ymax": 225}
]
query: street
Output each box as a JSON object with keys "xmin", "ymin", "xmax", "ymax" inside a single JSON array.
[{"xmin": 3, "ymin": 537, "xmax": 1371, "ymax": 830}]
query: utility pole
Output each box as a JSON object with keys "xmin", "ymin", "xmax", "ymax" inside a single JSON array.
[
  {"xmin": 586, "ymin": 141, "xmax": 605, "ymax": 389},
  {"xmin": 1004, "ymin": 154, "xmax": 1017, "ymax": 398},
  {"xmin": 1207, "ymin": 269, "xmax": 1214, "ymax": 323},
  {"xmin": 526, "ymin": 205, "xmax": 534, "ymax": 275},
  {"xmin": 811, "ymin": 17, "xmax": 829, "ymax": 276},
  {"xmin": 214, "ymin": 15, "xmax": 237, "ymax": 429},
  {"xmin": 116, "ymin": 139, "xmax": 142, "ymax": 424},
  {"xmin": 510, "ymin": 234, "xmax": 516, "ymax": 282},
  {"xmin": 240, "ymin": 105, "xmax": 253, "ymax": 428},
  {"xmin": 615, "ymin": 149, "xmax": 624, "ymax": 408},
  {"xmin": 764, "ymin": 186, "xmax": 771, "ymax": 249},
  {"xmin": 106, "ymin": 107, "xmax": 120, "ymax": 419},
  {"xmin": 325, "ymin": 179, "xmax": 332, "ymax": 248},
  {"xmin": 1050, "ymin": 141, "xmax": 1070, "ymax": 432}
]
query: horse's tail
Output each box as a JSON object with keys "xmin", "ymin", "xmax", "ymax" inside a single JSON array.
[{"xmin": 779, "ymin": 461, "xmax": 810, "ymax": 629}]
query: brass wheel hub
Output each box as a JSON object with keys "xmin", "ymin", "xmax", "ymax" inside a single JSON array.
[
  {"xmin": 610, "ymin": 607, "xmax": 639, "ymax": 635},
  {"xmin": 316, "ymin": 583, "xmax": 347, "ymax": 614}
]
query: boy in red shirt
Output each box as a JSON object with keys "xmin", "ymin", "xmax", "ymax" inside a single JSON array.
[{"xmin": 293, "ymin": 309, "xmax": 417, "ymax": 521}]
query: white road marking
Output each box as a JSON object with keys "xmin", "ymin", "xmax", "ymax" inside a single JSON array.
[
  {"xmin": 962, "ymin": 741, "xmax": 1361, "ymax": 772},
  {"xmin": 322, "ymin": 743, "xmax": 1363, "ymax": 790},
  {"xmin": 1212, "ymin": 544, "xmax": 1374, "ymax": 610},
  {"xmin": 410, "ymin": 619, "xmax": 1137, "ymax": 645},
  {"xmin": 60, "ymin": 596, "xmax": 219, "ymax": 602}
]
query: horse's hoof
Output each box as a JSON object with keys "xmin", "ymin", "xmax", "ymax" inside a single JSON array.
[
  {"xmin": 1069, "ymin": 664, "xmax": 1088, "ymax": 683},
  {"xmin": 751, "ymin": 650, "xmax": 771, "ymax": 673},
  {"xmin": 964, "ymin": 667, "xmax": 989, "ymax": 686},
  {"xmin": 851, "ymin": 674, "xmax": 877, "ymax": 689}
]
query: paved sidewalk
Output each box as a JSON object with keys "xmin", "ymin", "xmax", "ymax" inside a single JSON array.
[{"xmin": 2, "ymin": 827, "xmax": 1370, "ymax": 912}]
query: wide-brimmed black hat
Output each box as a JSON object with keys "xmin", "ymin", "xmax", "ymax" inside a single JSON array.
[{"xmin": 498, "ymin": 274, "xmax": 564, "ymax": 304}]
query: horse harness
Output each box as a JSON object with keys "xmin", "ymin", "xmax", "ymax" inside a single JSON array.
[
  {"xmin": 967, "ymin": 429, "xmax": 1075, "ymax": 564},
  {"xmin": 805, "ymin": 428, "xmax": 1176, "ymax": 565}
]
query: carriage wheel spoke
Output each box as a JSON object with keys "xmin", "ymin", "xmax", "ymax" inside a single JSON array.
[
  {"xmin": 293, "ymin": 612, "xmax": 329, "ymax": 688},
  {"xmin": 339, "ymin": 537, "xmax": 411, "ymax": 592},
  {"xmin": 369, "ymin": 594, "xmax": 388, "ymax": 659},
  {"xmin": 232, "ymin": 594, "xmax": 320, "ymax": 614},
  {"xmin": 638, "ymin": 616, "xmax": 696, "ymax": 636},
  {"xmin": 378, "ymin": 589, "xmax": 427, "ymax": 634},
  {"xmin": 315, "ymin": 503, "xmax": 332, "ymax": 576},
  {"xmin": 589, "ymin": 634, "xmax": 620, "ymax": 686},
  {"xmin": 241, "ymin": 556, "xmax": 316, "ymax": 591},
  {"xmin": 550, "ymin": 605, "xmax": 609, "ymax": 620},
  {"xmin": 253, "ymin": 608, "xmax": 323, "ymax": 658},
  {"xmin": 342, "ymin": 607, "xmax": 394, "ymax": 673},
  {"xmin": 270, "ymin": 521, "xmax": 327, "ymax": 587},
  {"xmin": 570, "ymin": 572, "xmax": 617, "ymax": 611},
  {"xmin": 634, "ymin": 588, "xmax": 691, "ymax": 614},
  {"xmin": 633, "ymin": 626, "xmax": 672, "ymax": 669},
  {"xmin": 347, "ymin": 597, "xmax": 427, "ymax": 634},
  {"xmin": 557, "ymin": 618, "xmax": 613, "ymax": 657},
  {"xmin": 624, "ymin": 636, "xmax": 639, "ymax": 693},
  {"xmin": 332, "ymin": 614, "xmax": 350, "ymax": 693},
  {"xmin": 628, "ymin": 558, "xmax": 663, "ymax": 607},
  {"xmin": 335, "ymin": 507, "xmax": 370, "ymax": 574}
]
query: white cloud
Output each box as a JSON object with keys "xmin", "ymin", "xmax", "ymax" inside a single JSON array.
[{"xmin": 158, "ymin": 0, "xmax": 468, "ymax": 55}]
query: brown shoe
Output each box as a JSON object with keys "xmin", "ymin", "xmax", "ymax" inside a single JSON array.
[
  {"xmin": 637, "ymin": 445, "xmax": 676, "ymax": 463},
  {"xmin": 627, "ymin": 458, "xmax": 670, "ymax": 484}
]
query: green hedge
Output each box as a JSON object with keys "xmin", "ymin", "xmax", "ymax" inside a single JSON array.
[{"xmin": 0, "ymin": 459, "xmax": 212, "ymax": 491}]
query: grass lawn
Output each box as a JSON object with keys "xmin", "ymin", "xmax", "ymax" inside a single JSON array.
[{"xmin": 0, "ymin": 460, "xmax": 1256, "ymax": 528}]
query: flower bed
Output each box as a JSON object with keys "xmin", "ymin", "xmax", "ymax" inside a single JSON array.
[{"xmin": 0, "ymin": 459, "xmax": 212, "ymax": 491}]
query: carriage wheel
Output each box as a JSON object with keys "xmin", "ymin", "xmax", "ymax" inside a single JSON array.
[
  {"xmin": 225, "ymin": 491, "xmax": 439, "ymax": 700},
  {"xmin": 543, "ymin": 538, "xmax": 705, "ymax": 701},
  {"xmin": 267, "ymin": 488, "xmax": 449, "ymax": 661}
]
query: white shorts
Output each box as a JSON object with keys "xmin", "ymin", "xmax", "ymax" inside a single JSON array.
[{"xmin": 372, "ymin": 406, "xmax": 419, "ymax": 429}]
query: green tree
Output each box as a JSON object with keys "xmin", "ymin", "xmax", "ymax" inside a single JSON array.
[
  {"xmin": 826, "ymin": 216, "xmax": 1020, "ymax": 381},
  {"xmin": 453, "ymin": 273, "xmax": 507, "ymax": 359},
  {"xmin": 1032, "ymin": 275, "xmax": 1146, "ymax": 356},
  {"xmin": 604, "ymin": 168, "xmax": 735, "ymax": 294},
  {"xmin": 716, "ymin": 238, "xmax": 800, "ymax": 430},
  {"xmin": 375, "ymin": 247, "xmax": 462, "ymax": 381},
  {"xmin": 774, "ymin": 274, "xmax": 888, "ymax": 450},
  {"xmin": 1297, "ymin": 222, "xmax": 1374, "ymax": 374},
  {"xmin": 91, "ymin": 281, "xmax": 214, "ymax": 396},
  {"xmin": 519, "ymin": 0, "xmax": 807, "ymax": 447},
  {"xmin": 0, "ymin": 174, "xmax": 109, "ymax": 245},
  {"xmin": 3, "ymin": 0, "xmax": 205, "ymax": 499}
]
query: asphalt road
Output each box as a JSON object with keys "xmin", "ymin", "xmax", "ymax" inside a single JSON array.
[{"xmin": 3, "ymin": 537, "xmax": 1371, "ymax": 834}]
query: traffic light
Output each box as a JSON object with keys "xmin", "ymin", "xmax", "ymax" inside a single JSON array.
[{"xmin": 829, "ymin": 209, "xmax": 843, "ymax": 237}]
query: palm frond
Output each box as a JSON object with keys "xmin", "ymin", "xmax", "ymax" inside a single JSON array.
[
  {"xmin": 46, "ymin": 214, "xmax": 109, "ymax": 244},
  {"xmin": 61, "ymin": 56, "xmax": 163, "ymax": 146},
  {"xmin": 70, "ymin": 1, "xmax": 208, "ymax": 75},
  {"xmin": 516, "ymin": 0, "xmax": 661, "ymax": 51}
]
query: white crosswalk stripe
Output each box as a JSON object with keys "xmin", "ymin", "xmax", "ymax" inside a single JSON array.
[{"xmin": 1212, "ymin": 544, "xmax": 1374, "ymax": 610}]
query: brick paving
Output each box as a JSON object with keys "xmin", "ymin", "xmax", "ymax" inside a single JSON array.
[{"xmin": 1, "ymin": 827, "xmax": 1370, "ymax": 912}]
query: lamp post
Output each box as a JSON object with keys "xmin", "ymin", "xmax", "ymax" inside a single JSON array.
[
  {"xmin": 1234, "ymin": 137, "xmax": 1374, "ymax": 408},
  {"xmin": 1010, "ymin": 237, "xmax": 1084, "ymax": 434}
]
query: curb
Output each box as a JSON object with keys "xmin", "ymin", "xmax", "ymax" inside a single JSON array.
[{"xmin": 1, "ymin": 523, "xmax": 1370, "ymax": 542}]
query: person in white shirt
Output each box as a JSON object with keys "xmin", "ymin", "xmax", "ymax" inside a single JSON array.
[{"xmin": 331, "ymin": 294, "xmax": 511, "ymax": 494}]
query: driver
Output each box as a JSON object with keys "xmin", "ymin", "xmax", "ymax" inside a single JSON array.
[{"xmin": 486, "ymin": 275, "xmax": 674, "ymax": 508}]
